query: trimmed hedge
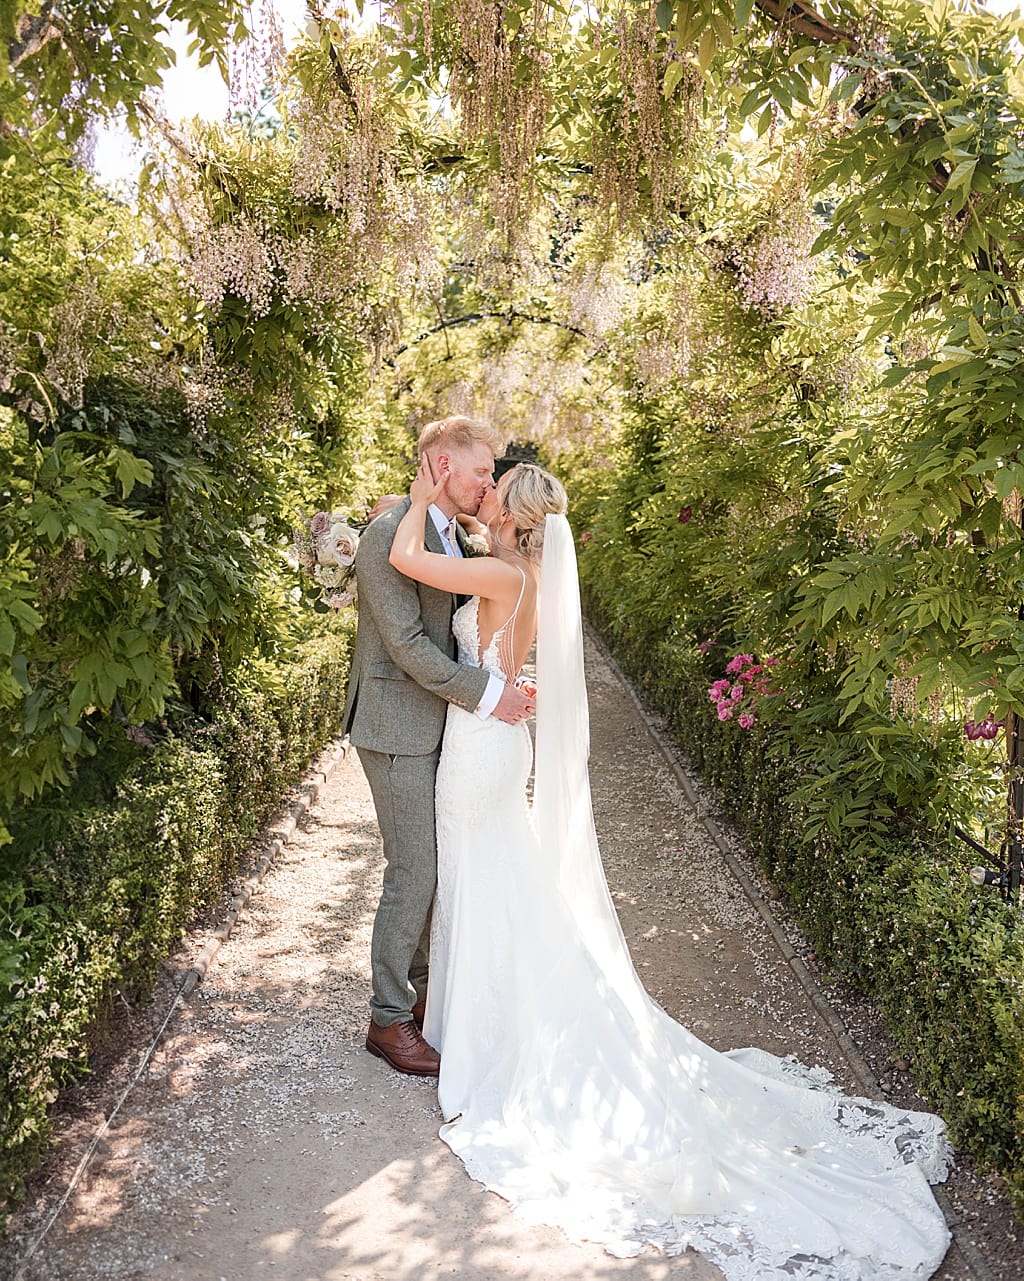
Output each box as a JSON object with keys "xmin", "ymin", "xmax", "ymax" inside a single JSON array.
[
  {"xmin": 0, "ymin": 624, "xmax": 352, "ymax": 1216},
  {"xmin": 585, "ymin": 592, "xmax": 1024, "ymax": 1214}
]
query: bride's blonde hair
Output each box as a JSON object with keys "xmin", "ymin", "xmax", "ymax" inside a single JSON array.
[{"xmin": 496, "ymin": 463, "xmax": 568, "ymax": 561}]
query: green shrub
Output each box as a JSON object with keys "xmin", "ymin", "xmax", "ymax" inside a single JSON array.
[
  {"xmin": 0, "ymin": 624, "xmax": 352, "ymax": 1216},
  {"xmin": 584, "ymin": 589, "xmax": 1024, "ymax": 1213}
]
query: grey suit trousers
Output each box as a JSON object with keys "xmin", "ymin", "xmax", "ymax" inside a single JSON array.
[
  {"xmin": 343, "ymin": 500, "xmax": 489, "ymax": 1029},
  {"xmin": 357, "ymin": 744, "xmax": 442, "ymax": 1027}
]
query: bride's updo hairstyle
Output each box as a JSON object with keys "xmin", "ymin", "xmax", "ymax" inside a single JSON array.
[{"xmin": 497, "ymin": 463, "xmax": 568, "ymax": 561}]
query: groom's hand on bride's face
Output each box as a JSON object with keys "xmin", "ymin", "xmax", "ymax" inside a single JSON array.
[{"xmin": 492, "ymin": 682, "xmax": 535, "ymax": 726}]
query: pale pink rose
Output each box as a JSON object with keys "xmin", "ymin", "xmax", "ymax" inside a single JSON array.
[
  {"xmin": 318, "ymin": 522, "xmax": 359, "ymax": 567},
  {"xmin": 717, "ymin": 701, "xmax": 734, "ymax": 721},
  {"xmin": 310, "ymin": 511, "xmax": 331, "ymax": 536}
]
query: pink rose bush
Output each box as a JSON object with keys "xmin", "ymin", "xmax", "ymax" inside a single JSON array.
[{"xmin": 707, "ymin": 653, "xmax": 780, "ymax": 729}]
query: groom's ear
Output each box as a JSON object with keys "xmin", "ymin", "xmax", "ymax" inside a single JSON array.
[{"xmin": 436, "ymin": 453, "xmax": 451, "ymax": 477}]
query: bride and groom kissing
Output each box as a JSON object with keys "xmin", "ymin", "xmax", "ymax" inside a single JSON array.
[{"xmin": 341, "ymin": 416, "xmax": 953, "ymax": 1279}]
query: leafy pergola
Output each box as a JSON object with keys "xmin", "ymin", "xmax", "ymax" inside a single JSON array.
[{"xmin": 6, "ymin": 0, "xmax": 1024, "ymax": 1217}]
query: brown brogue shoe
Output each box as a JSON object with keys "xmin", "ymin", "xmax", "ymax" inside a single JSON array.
[
  {"xmin": 411, "ymin": 997, "xmax": 426, "ymax": 1030},
  {"xmin": 365, "ymin": 1018, "xmax": 439, "ymax": 1077}
]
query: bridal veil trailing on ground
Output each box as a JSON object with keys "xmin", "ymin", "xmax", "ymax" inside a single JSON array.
[{"xmin": 425, "ymin": 514, "xmax": 952, "ymax": 1281}]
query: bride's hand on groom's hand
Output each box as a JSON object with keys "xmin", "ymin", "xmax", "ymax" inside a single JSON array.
[
  {"xmin": 410, "ymin": 457, "xmax": 448, "ymax": 507},
  {"xmin": 492, "ymin": 681, "xmax": 535, "ymax": 726}
]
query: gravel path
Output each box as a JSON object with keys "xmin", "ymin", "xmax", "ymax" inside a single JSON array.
[{"xmin": 3, "ymin": 633, "xmax": 1018, "ymax": 1280}]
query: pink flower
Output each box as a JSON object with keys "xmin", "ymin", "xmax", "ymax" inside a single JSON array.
[
  {"xmin": 310, "ymin": 511, "xmax": 331, "ymax": 536},
  {"xmin": 717, "ymin": 702, "xmax": 734, "ymax": 721},
  {"xmin": 678, "ymin": 505, "xmax": 693, "ymax": 524},
  {"xmin": 708, "ymin": 679, "xmax": 731, "ymax": 701},
  {"xmin": 764, "ymin": 656, "xmax": 780, "ymax": 667},
  {"xmin": 738, "ymin": 712, "xmax": 755, "ymax": 729},
  {"xmin": 697, "ymin": 639, "xmax": 715, "ymax": 654},
  {"xmin": 730, "ymin": 684, "xmax": 745, "ymax": 702},
  {"xmin": 725, "ymin": 653, "xmax": 754, "ymax": 675},
  {"xmin": 966, "ymin": 715, "xmax": 1000, "ymax": 742},
  {"xmin": 580, "ymin": 530, "xmax": 593, "ymax": 545}
]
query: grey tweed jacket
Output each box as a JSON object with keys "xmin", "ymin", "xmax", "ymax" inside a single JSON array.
[{"xmin": 342, "ymin": 498, "xmax": 490, "ymax": 755}]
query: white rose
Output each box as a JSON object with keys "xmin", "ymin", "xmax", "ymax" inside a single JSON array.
[
  {"xmin": 314, "ymin": 564, "xmax": 346, "ymax": 588},
  {"xmin": 317, "ymin": 522, "xmax": 359, "ymax": 566}
]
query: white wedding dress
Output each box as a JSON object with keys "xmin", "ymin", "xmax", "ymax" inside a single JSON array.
[{"xmin": 423, "ymin": 516, "xmax": 952, "ymax": 1280}]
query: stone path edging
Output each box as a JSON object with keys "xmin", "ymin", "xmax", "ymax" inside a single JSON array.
[
  {"xmin": 586, "ymin": 624, "xmax": 995, "ymax": 1281},
  {"xmin": 11, "ymin": 740, "xmax": 349, "ymax": 1281}
]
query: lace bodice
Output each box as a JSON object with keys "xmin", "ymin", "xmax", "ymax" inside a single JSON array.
[{"xmin": 452, "ymin": 569, "xmax": 527, "ymax": 682}]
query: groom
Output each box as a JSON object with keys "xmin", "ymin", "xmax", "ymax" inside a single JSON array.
[{"xmin": 343, "ymin": 416, "xmax": 536, "ymax": 1076}]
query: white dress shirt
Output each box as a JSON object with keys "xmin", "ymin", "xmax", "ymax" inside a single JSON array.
[{"xmin": 428, "ymin": 504, "xmax": 502, "ymax": 720}]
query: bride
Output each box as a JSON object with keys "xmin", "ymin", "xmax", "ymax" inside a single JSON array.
[{"xmin": 388, "ymin": 459, "xmax": 952, "ymax": 1280}]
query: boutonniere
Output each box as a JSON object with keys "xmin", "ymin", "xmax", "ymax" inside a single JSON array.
[{"xmin": 463, "ymin": 532, "xmax": 491, "ymax": 558}]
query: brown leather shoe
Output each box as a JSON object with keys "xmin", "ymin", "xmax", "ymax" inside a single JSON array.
[
  {"xmin": 411, "ymin": 996, "xmax": 426, "ymax": 1030},
  {"xmin": 365, "ymin": 1018, "xmax": 440, "ymax": 1077}
]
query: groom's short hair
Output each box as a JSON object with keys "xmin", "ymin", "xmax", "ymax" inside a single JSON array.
[{"xmin": 418, "ymin": 416, "xmax": 506, "ymax": 460}]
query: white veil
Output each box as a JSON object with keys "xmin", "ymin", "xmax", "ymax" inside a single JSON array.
[{"xmin": 532, "ymin": 515, "xmax": 643, "ymax": 995}]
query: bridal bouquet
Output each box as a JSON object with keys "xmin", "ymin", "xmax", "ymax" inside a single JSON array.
[{"xmin": 291, "ymin": 511, "xmax": 360, "ymax": 609}]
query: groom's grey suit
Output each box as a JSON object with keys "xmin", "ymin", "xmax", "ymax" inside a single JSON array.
[{"xmin": 343, "ymin": 498, "xmax": 490, "ymax": 1027}]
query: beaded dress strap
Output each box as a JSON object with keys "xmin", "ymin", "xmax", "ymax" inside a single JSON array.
[{"xmin": 496, "ymin": 566, "xmax": 527, "ymax": 683}]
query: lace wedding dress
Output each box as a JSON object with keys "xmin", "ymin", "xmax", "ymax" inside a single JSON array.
[{"xmin": 423, "ymin": 517, "xmax": 951, "ymax": 1280}]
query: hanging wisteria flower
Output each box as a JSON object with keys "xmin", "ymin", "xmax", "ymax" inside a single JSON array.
[
  {"xmin": 707, "ymin": 654, "xmax": 781, "ymax": 730},
  {"xmin": 291, "ymin": 511, "xmax": 360, "ymax": 610}
]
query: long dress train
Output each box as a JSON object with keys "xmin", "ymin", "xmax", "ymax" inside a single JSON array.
[{"xmin": 423, "ymin": 520, "xmax": 951, "ymax": 1281}]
